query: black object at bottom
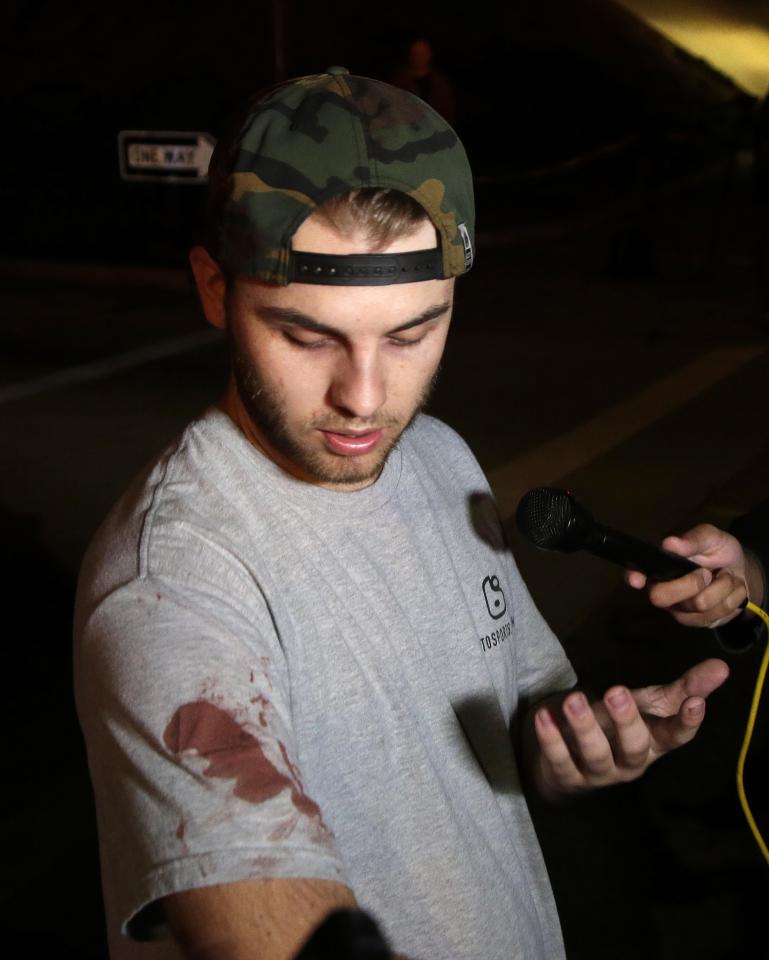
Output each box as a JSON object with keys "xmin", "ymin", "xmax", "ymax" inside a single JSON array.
[{"xmin": 294, "ymin": 909, "xmax": 391, "ymax": 959}]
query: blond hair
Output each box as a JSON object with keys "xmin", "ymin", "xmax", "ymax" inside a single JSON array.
[{"xmin": 313, "ymin": 188, "xmax": 430, "ymax": 249}]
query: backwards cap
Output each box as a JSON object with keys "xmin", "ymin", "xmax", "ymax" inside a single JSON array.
[{"xmin": 210, "ymin": 66, "xmax": 475, "ymax": 286}]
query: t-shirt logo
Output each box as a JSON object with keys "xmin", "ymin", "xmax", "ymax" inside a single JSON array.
[{"xmin": 481, "ymin": 574, "xmax": 506, "ymax": 620}]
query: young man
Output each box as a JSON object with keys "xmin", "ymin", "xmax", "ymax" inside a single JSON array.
[{"xmin": 75, "ymin": 69, "xmax": 728, "ymax": 960}]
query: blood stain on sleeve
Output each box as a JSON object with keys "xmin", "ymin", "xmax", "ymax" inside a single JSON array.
[
  {"xmin": 163, "ymin": 701, "xmax": 325, "ymax": 827},
  {"xmin": 259, "ymin": 657, "xmax": 273, "ymax": 689},
  {"xmin": 277, "ymin": 741, "xmax": 323, "ymax": 820},
  {"xmin": 250, "ymin": 694, "xmax": 269, "ymax": 727}
]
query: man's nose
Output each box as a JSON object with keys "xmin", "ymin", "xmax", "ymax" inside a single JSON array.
[{"xmin": 328, "ymin": 350, "xmax": 386, "ymax": 419}]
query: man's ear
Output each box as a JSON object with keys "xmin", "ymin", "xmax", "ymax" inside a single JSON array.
[{"xmin": 189, "ymin": 245, "xmax": 227, "ymax": 330}]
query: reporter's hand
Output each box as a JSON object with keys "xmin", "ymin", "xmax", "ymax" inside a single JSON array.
[
  {"xmin": 624, "ymin": 524, "xmax": 750, "ymax": 627},
  {"xmin": 532, "ymin": 658, "xmax": 729, "ymax": 800}
]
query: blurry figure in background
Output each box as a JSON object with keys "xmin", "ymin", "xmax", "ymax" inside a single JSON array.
[
  {"xmin": 626, "ymin": 501, "xmax": 769, "ymax": 650},
  {"xmin": 391, "ymin": 38, "xmax": 456, "ymax": 126}
]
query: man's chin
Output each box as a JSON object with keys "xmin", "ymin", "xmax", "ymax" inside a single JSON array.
[{"xmin": 305, "ymin": 447, "xmax": 393, "ymax": 490}]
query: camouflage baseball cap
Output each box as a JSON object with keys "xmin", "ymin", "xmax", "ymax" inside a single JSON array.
[{"xmin": 210, "ymin": 66, "xmax": 474, "ymax": 285}]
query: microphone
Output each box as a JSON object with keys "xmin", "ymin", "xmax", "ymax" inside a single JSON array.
[{"xmin": 515, "ymin": 487, "xmax": 699, "ymax": 581}]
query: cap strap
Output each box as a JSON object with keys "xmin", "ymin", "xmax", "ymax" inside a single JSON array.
[{"xmin": 288, "ymin": 249, "xmax": 442, "ymax": 285}]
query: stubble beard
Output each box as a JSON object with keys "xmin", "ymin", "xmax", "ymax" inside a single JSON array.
[{"xmin": 230, "ymin": 337, "xmax": 440, "ymax": 488}]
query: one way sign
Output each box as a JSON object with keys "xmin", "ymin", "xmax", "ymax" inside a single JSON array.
[{"xmin": 118, "ymin": 130, "xmax": 216, "ymax": 183}]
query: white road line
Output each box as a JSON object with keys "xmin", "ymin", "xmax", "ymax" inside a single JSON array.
[
  {"xmin": 488, "ymin": 344, "xmax": 767, "ymax": 519},
  {"xmin": 0, "ymin": 329, "xmax": 224, "ymax": 404}
]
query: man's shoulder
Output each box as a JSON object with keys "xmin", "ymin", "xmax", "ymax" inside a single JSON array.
[
  {"xmin": 78, "ymin": 408, "xmax": 252, "ymax": 593},
  {"xmin": 101, "ymin": 407, "xmax": 226, "ymax": 516}
]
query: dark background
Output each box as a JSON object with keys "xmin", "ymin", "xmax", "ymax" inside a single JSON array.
[
  {"xmin": 4, "ymin": 0, "xmax": 756, "ymax": 266},
  {"xmin": 2, "ymin": 1, "xmax": 769, "ymax": 957}
]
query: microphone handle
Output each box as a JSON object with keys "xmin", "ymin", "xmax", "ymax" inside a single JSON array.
[{"xmin": 585, "ymin": 523, "xmax": 699, "ymax": 582}]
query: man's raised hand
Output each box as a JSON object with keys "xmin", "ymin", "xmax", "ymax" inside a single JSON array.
[{"xmin": 532, "ymin": 658, "xmax": 729, "ymax": 800}]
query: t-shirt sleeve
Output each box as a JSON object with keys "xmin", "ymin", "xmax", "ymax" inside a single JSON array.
[
  {"xmin": 76, "ymin": 569, "xmax": 348, "ymax": 942},
  {"xmin": 508, "ymin": 558, "xmax": 578, "ymax": 705}
]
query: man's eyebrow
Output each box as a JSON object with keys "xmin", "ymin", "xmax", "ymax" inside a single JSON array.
[
  {"xmin": 254, "ymin": 302, "xmax": 452, "ymax": 337},
  {"xmin": 389, "ymin": 302, "xmax": 452, "ymax": 334}
]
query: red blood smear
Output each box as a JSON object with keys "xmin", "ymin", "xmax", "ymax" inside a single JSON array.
[{"xmin": 164, "ymin": 700, "xmax": 322, "ymax": 820}]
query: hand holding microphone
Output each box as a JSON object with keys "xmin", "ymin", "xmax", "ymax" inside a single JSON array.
[
  {"xmin": 627, "ymin": 524, "xmax": 754, "ymax": 629},
  {"xmin": 515, "ymin": 487, "xmax": 750, "ymax": 629}
]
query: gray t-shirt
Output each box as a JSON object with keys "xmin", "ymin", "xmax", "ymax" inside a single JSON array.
[{"xmin": 74, "ymin": 408, "xmax": 576, "ymax": 960}]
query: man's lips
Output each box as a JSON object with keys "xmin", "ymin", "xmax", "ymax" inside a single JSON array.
[{"xmin": 320, "ymin": 429, "xmax": 385, "ymax": 456}]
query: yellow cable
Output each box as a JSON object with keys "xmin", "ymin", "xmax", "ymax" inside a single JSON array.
[{"xmin": 736, "ymin": 600, "xmax": 769, "ymax": 866}]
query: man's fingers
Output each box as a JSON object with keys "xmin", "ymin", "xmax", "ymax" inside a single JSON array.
[
  {"xmin": 677, "ymin": 658, "xmax": 730, "ymax": 699},
  {"xmin": 633, "ymin": 658, "xmax": 729, "ymax": 717},
  {"xmin": 686, "ymin": 571, "xmax": 745, "ymax": 613},
  {"xmin": 534, "ymin": 707, "xmax": 585, "ymax": 792},
  {"xmin": 534, "ymin": 662, "xmax": 728, "ymax": 796},
  {"xmin": 561, "ymin": 693, "xmax": 616, "ymax": 777},
  {"xmin": 647, "ymin": 566, "xmax": 713, "ymax": 609},
  {"xmin": 602, "ymin": 687, "xmax": 651, "ymax": 772},
  {"xmin": 647, "ymin": 697, "xmax": 706, "ymax": 757},
  {"xmin": 661, "ymin": 524, "xmax": 730, "ymax": 562},
  {"xmin": 666, "ymin": 570, "xmax": 747, "ymax": 627},
  {"xmin": 663, "ymin": 526, "xmax": 747, "ymax": 580},
  {"xmin": 648, "ymin": 565, "xmax": 747, "ymax": 627},
  {"xmin": 538, "ymin": 692, "xmax": 651, "ymax": 788},
  {"xmin": 628, "ymin": 525, "xmax": 745, "ymax": 613},
  {"xmin": 624, "ymin": 569, "xmax": 647, "ymax": 590},
  {"xmin": 654, "ymin": 573, "xmax": 746, "ymax": 628}
]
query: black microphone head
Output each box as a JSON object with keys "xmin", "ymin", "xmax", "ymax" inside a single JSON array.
[{"xmin": 515, "ymin": 487, "xmax": 593, "ymax": 552}]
